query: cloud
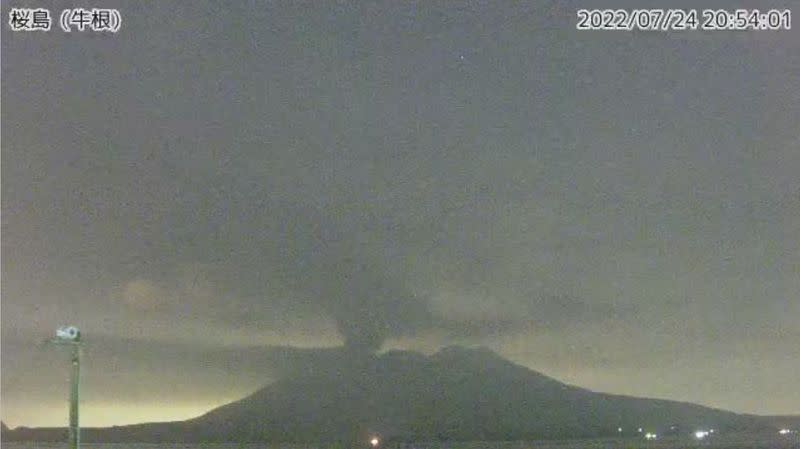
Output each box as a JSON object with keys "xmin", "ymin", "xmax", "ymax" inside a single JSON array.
[
  {"xmin": 123, "ymin": 279, "xmax": 169, "ymax": 311},
  {"xmin": 2, "ymin": 0, "xmax": 799, "ymax": 426}
]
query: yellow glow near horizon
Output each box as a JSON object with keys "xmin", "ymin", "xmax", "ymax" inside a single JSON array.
[{"xmin": 2, "ymin": 400, "xmax": 235, "ymax": 428}]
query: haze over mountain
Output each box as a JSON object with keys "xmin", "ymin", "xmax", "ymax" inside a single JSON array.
[
  {"xmin": 3, "ymin": 0, "xmax": 799, "ymax": 428},
  {"xmin": 4, "ymin": 346, "xmax": 791, "ymax": 443}
]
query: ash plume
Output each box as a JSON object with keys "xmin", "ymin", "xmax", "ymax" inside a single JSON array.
[
  {"xmin": 317, "ymin": 257, "xmax": 431, "ymax": 354},
  {"xmin": 279, "ymin": 204, "xmax": 433, "ymax": 353}
]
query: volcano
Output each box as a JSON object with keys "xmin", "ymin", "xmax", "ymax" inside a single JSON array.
[
  {"xmin": 181, "ymin": 346, "xmax": 776, "ymax": 442},
  {"xmin": 7, "ymin": 346, "xmax": 784, "ymax": 443}
]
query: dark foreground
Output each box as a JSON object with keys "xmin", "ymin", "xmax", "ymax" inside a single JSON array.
[{"xmin": 3, "ymin": 435, "xmax": 799, "ymax": 449}]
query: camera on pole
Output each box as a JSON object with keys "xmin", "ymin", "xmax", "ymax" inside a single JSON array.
[
  {"xmin": 55, "ymin": 326, "xmax": 81, "ymax": 342},
  {"xmin": 47, "ymin": 325, "xmax": 83, "ymax": 449}
]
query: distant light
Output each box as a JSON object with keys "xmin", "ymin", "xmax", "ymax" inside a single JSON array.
[
  {"xmin": 709, "ymin": 429, "xmax": 715, "ymax": 433},
  {"xmin": 618, "ymin": 427, "xmax": 623, "ymax": 433},
  {"xmin": 371, "ymin": 437, "xmax": 380, "ymax": 447},
  {"xmin": 779, "ymin": 429, "xmax": 793, "ymax": 435},
  {"xmin": 638, "ymin": 428, "xmax": 643, "ymax": 433},
  {"xmin": 695, "ymin": 430, "xmax": 710, "ymax": 439},
  {"xmin": 644, "ymin": 432, "xmax": 657, "ymax": 440}
]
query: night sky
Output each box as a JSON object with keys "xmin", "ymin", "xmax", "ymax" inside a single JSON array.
[{"xmin": 2, "ymin": 0, "xmax": 799, "ymax": 427}]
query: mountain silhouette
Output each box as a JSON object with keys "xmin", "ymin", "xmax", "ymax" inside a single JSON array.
[
  {"xmin": 9, "ymin": 346, "xmax": 787, "ymax": 443},
  {"xmin": 183, "ymin": 346, "xmax": 777, "ymax": 442}
]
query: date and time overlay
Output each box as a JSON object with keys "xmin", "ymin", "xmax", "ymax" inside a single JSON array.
[
  {"xmin": 4, "ymin": 7, "xmax": 792, "ymax": 34},
  {"xmin": 577, "ymin": 9, "xmax": 791, "ymax": 31}
]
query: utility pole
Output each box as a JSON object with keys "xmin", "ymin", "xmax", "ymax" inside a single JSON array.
[{"xmin": 48, "ymin": 326, "xmax": 82, "ymax": 449}]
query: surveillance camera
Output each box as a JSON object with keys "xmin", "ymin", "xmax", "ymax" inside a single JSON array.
[{"xmin": 56, "ymin": 326, "xmax": 80, "ymax": 341}]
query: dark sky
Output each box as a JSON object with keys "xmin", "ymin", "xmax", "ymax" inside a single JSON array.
[{"xmin": 2, "ymin": 0, "xmax": 799, "ymax": 427}]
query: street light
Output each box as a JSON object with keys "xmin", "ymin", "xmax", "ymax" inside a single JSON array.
[{"xmin": 47, "ymin": 326, "xmax": 83, "ymax": 449}]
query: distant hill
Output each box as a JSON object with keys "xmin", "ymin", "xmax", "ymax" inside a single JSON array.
[{"xmin": 3, "ymin": 346, "xmax": 790, "ymax": 443}]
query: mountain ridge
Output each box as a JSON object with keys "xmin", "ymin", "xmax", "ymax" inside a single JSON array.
[{"xmin": 4, "ymin": 346, "xmax": 792, "ymax": 443}]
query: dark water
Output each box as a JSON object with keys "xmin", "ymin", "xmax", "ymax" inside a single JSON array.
[{"xmin": 3, "ymin": 437, "xmax": 799, "ymax": 449}]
